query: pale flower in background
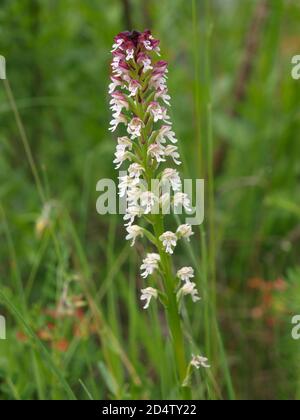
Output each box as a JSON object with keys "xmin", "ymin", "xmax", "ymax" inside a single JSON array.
[
  {"xmin": 140, "ymin": 287, "xmax": 158, "ymax": 309},
  {"xmin": 190, "ymin": 354, "xmax": 210, "ymax": 369},
  {"xmin": 176, "ymin": 224, "xmax": 194, "ymax": 241},
  {"xmin": 177, "ymin": 267, "xmax": 195, "ymax": 283},
  {"xmin": 179, "ymin": 281, "xmax": 201, "ymax": 303},
  {"xmin": 35, "ymin": 202, "xmax": 53, "ymax": 238},
  {"xmin": 161, "ymin": 168, "xmax": 182, "ymax": 192}
]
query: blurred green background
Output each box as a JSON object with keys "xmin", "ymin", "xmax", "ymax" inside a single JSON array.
[{"xmin": 0, "ymin": 0, "xmax": 300, "ymax": 400}]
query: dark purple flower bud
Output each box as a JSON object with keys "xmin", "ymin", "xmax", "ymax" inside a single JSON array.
[{"xmin": 154, "ymin": 61, "xmax": 168, "ymax": 73}]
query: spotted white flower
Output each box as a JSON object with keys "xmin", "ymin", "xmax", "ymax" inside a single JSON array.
[
  {"xmin": 128, "ymin": 79, "xmax": 141, "ymax": 97},
  {"xmin": 125, "ymin": 225, "xmax": 144, "ymax": 246},
  {"xmin": 111, "ymin": 54, "xmax": 122, "ymax": 73},
  {"xmin": 179, "ymin": 282, "xmax": 201, "ymax": 303},
  {"xmin": 177, "ymin": 267, "xmax": 194, "ymax": 283},
  {"xmin": 160, "ymin": 193, "xmax": 171, "ymax": 214},
  {"xmin": 137, "ymin": 53, "xmax": 153, "ymax": 73},
  {"xmin": 110, "ymin": 56, "xmax": 122, "ymax": 76},
  {"xmin": 140, "ymin": 287, "xmax": 158, "ymax": 309},
  {"xmin": 109, "ymin": 113, "xmax": 127, "ymax": 132},
  {"xmin": 161, "ymin": 168, "xmax": 182, "ymax": 192},
  {"xmin": 155, "ymin": 87, "xmax": 171, "ymax": 106},
  {"xmin": 148, "ymin": 142, "xmax": 166, "ymax": 163},
  {"xmin": 123, "ymin": 205, "xmax": 144, "ymax": 227},
  {"xmin": 109, "ymin": 92, "xmax": 128, "ymax": 117},
  {"xmin": 128, "ymin": 163, "xmax": 144, "ymax": 180},
  {"xmin": 125, "ymin": 48, "xmax": 134, "ymax": 61},
  {"xmin": 164, "ymin": 145, "xmax": 181, "ymax": 165},
  {"xmin": 117, "ymin": 136, "xmax": 132, "ymax": 150},
  {"xmin": 109, "ymin": 76, "xmax": 122, "ymax": 94},
  {"xmin": 140, "ymin": 253, "xmax": 160, "ymax": 278},
  {"xmin": 147, "ymin": 102, "xmax": 170, "ymax": 123},
  {"xmin": 112, "ymin": 58, "xmax": 130, "ymax": 79},
  {"xmin": 159, "ymin": 231, "xmax": 177, "ymax": 254},
  {"xmin": 190, "ymin": 354, "xmax": 210, "ymax": 369},
  {"xmin": 111, "ymin": 38, "xmax": 124, "ymax": 53},
  {"xmin": 118, "ymin": 175, "xmax": 138, "ymax": 197},
  {"xmin": 127, "ymin": 185, "xmax": 143, "ymax": 206},
  {"xmin": 113, "ymin": 148, "xmax": 131, "ymax": 169},
  {"xmin": 176, "ymin": 224, "xmax": 194, "ymax": 241},
  {"xmin": 150, "ymin": 62, "xmax": 168, "ymax": 90},
  {"xmin": 127, "ymin": 117, "xmax": 144, "ymax": 139},
  {"xmin": 157, "ymin": 125, "xmax": 177, "ymax": 144},
  {"xmin": 143, "ymin": 40, "xmax": 153, "ymax": 51},
  {"xmin": 173, "ymin": 192, "xmax": 191, "ymax": 212},
  {"xmin": 140, "ymin": 191, "xmax": 157, "ymax": 214}
]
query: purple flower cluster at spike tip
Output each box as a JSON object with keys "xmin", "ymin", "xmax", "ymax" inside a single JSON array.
[
  {"xmin": 108, "ymin": 29, "xmax": 175, "ymax": 137},
  {"xmin": 108, "ymin": 29, "xmax": 186, "ymax": 227}
]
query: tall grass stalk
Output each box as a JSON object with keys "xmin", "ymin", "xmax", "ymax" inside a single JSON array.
[
  {"xmin": 2, "ymin": 79, "xmax": 46, "ymax": 204},
  {"xmin": 192, "ymin": 0, "xmax": 204, "ymax": 177},
  {"xmin": 204, "ymin": 0, "xmax": 218, "ymax": 356},
  {"xmin": 191, "ymin": 0, "xmax": 235, "ymax": 399},
  {"xmin": 191, "ymin": 0, "xmax": 216, "ymax": 374}
]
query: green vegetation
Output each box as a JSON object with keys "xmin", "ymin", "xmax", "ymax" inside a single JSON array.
[{"xmin": 0, "ymin": 0, "xmax": 300, "ymax": 400}]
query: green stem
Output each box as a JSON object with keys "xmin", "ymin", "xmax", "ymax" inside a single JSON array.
[
  {"xmin": 134, "ymin": 60, "xmax": 191, "ymax": 399},
  {"xmin": 142, "ymin": 154, "xmax": 189, "ymax": 396},
  {"xmin": 152, "ymin": 214, "xmax": 191, "ymax": 399}
]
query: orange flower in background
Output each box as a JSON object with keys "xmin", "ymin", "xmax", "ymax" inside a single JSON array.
[
  {"xmin": 16, "ymin": 331, "xmax": 28, "ymax": 343},
  {"xmin": 53, "ymin": 339, "xmax": 69, "ymax": 352},
  {"xmin": 248, "ymin": 276, "xmax": 288, "ymax": 324},
  {"xmin": 248, "ymin": 277, "xmax": 265, "ymax": 290}
]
